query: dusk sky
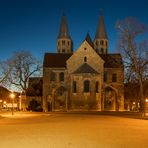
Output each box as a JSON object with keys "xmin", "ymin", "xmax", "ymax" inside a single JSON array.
[{"xmin": 0, "ymin": 0, "xmax": 148, "ymax": 61}]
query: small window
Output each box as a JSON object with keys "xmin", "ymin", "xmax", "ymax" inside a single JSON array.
[
  {"xmin": 73, "ymin": 81, "xmax": 77, "ymax": 93},
  {"xmin": 112, "ymin": 74, "xmax": 117, "ymax": 82},
  {"xmin": 67, "ymin": 41, "xmax": 69, "ymax": 45},
  {"xmin": 60, "ymin": 72, "xmax": 64, "ymax": 81},
  {"xmin": 62, "ymin": 40, "xmax": 65, "ymax": 45},
  {"xmin": 84, "ymin": 47, "xmax": 87, "ymax": 50},
  {"xmin": 84, "ymin": 57, "xmax": 87, "ymax": 62},
  {"xmin": 84, "ymin": 80, "xmax": 90, "ymax": 92},
  {"xmin": 95, "ymin": 81, "xmax": 99, "ymax": 93},
  {"xmin": 50, "ymin": 72, "xmax": 56, "ymax": 81}
]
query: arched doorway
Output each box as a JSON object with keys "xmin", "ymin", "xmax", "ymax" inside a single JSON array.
[
  {"xmin": 104, "ymin": 86, "xmax": 118, "ymax": 111},
  {"xmin": 54, "ymin": 86, "xmax": 67, "ymax": 111}
]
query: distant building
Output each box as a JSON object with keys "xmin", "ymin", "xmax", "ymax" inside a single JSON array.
[
  {"xmin": 42, "ymin": 14, "xmax": 124, "ymax": 112},
  {"xmin": 0, "ymin": 86, "xmax": 19, "ymax": 110}
]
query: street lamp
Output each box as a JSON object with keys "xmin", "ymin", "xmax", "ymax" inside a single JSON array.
[
  {"xmin": 19, "ymin": 94, "xmax": 22, "ymax": 111},
  {"xmin": 10, "ymin": 92, "xmax": 15, "ymax": 116}
]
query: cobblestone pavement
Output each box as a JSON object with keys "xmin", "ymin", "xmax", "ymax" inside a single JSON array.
[{"xmin": 0, "ymin": 112, "xmax": 148, "ymax": 148}]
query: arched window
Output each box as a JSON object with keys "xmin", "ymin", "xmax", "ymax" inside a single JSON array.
[
  {"xmin": 84, "ymin": 80, "xmax": 90, "ymax": 92},
  {"xmin": 96, "ymin": 41, "xmax": 98, "ymax": 46},
  {"xmin": 84, "ymin": 57, "xmax": 87, "ymax": 62},
  {"xmin": 50, "ymin": 71, "xmax": 56, "ymax": 81},
  {"xmin": 100, "ymin": 40, "xmax": 104, "ymax": 45},
  {"xmin": 73, "ymin": 81, "xmax": 77, "ymax": 93},
  {"xmin": 60, "ymin": 72, "xmax": 64, "ymax": 81},
  {"xmin": 106, "ymin": 41, "xmax": 108, "ymax": 46},
  {"xmin": 95, "ymin": 81, "xmax": 99, "ymax": 93}
]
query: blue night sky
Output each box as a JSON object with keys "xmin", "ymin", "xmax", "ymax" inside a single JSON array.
[{"xmin": 0, "ymin": 0, "xmax": 148, "ymax": 61}]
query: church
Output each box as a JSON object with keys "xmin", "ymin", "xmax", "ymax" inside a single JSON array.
[{"xmin": 42, "ymin": 14, "xmax": 124, "ymax": 112}]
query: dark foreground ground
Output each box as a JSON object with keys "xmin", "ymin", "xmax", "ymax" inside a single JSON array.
[{"xmin": 0, "ymin": 111, "xmax": 148, "ymax": 148}]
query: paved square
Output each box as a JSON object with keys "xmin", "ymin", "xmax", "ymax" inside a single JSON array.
[{"xmin": 0, "ymin": 112, "xmax": 148, "ymax": 148}]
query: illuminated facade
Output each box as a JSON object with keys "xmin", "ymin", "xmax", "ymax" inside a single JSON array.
[{"xmin": 42, "ymin": 14, "xmax": 124, "ymax": 112}]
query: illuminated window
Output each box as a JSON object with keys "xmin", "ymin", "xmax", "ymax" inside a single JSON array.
[
  {"xmin": 112, "ymin": 73, "xmax": 117, "ymax": 82},
  {"xmin": 84, "ymin": 80, "xmax": 90, "ymax": 92},
  {"xmin": 60, "ymin": 72, "xmax": 64, "ymax": 81},
  {"xmin": 73, "ymin": 81, "xmax": 77, "ymax": 93}
]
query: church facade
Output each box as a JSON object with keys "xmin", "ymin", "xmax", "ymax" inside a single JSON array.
[{"xmin": 42, "ymin": 15, "xmax": 124, "ymax": 112}]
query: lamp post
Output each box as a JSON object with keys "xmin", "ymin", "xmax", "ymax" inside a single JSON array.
[
  {"xmin": 19, "ymin": 94, "xmax": 22, "ymax": 111},
  {"xmin": 10, "ymin": 92, "xmax": 15, "ymax": 116}
]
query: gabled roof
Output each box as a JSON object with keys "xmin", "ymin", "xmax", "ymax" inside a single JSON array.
[
  {"xmin": 43, "ymin": 53, "xmax": 123, "ymax": 68},
  {"xmin": 99, "ymin": 53, "xmax": 123, "ymax": 68},
  {"xmin": 73, "ymin": 63, "xmax": 98, "ymax": 74},
  {"xmin": 58, "ymin": 15, "xmax": 71, "ymax": 39},
  {"xmin": 84, "ymin": 33, "xmax": 94, "ymax": 48},
  {"xmin": 95, "ymin": 15, "xmax": 108, "ymax": 39},
  {"xmin": 43, "ymin": 53, "xmax": 72, "ymax": 68}
]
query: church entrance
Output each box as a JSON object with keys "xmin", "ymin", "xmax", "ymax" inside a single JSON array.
[{"xmin": 104, "ymin": 86, "xmax": 118, "ymax": 111}]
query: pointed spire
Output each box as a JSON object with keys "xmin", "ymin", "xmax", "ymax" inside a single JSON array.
[
  {"xmin": 84, "ymin": 33, "xmax": 94, "ymax": 48},
  {"xmin": 95, "ymin": 14, "xmax": 108, "ymax": 39},
  {"xmin": 58, "ymin": 14, "xmax": 71, "ymax": 39}
]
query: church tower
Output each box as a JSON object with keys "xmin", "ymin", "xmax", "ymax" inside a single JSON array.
[
  {"xmin": 57, "ymin": 15, "xmax": 73, "ymax": 53},
  {"xmin": 94, "ymin": 14, "xmax": 108, "ymax": 54}
]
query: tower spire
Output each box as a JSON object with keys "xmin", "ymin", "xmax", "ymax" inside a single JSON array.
[
  {"xmin": 58, "ymin": 14, "xmax": 71, "ymax": 39},
  {"xmin": 57, "ymin": 14, "xmax": 73, "ymax": 53},
  {"xmin": 94, "ymin": 13, "xmax": 108, "ymax": 54}
]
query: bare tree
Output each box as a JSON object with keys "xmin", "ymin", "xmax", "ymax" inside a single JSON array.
[
  {"xmin": 0, "ymin": 61, "xmax": 11, "ymax": 86},
  {"xmin": 6, "ymin": 50, "xmax": 41, "ymax": 95},
  {"xmin": 116, "ymin": 17, "xmax": 148, "ymax": 114}
]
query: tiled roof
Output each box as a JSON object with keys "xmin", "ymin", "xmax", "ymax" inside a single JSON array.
[
  {"xmin": 43, "ymin": 53, "xmax": 72, "ymax": 68},
  {"xmin": 73, "ymin": 63, "xmax": 98, "ymax": 74}
]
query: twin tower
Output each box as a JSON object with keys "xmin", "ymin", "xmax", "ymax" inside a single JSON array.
[{"xmin": 57, "ymin": 14, "xmax": 108, "ymax": 54}]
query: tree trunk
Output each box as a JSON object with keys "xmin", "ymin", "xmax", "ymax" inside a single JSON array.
[{"xmin": 139, "ymin": 75, "xmax": 145, "ymax": 116}]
